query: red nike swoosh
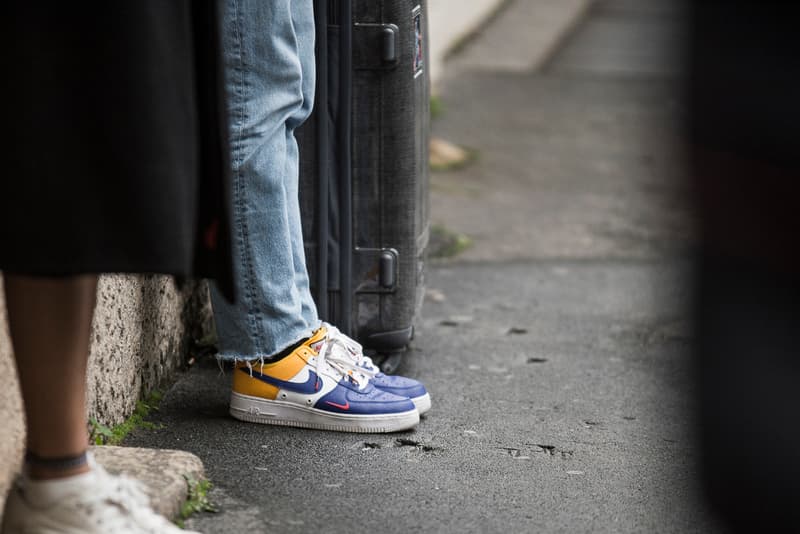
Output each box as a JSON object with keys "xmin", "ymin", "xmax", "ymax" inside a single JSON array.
[{"xmin": 325, "ymin": 400, "xmax": 350, "ymax": 410}]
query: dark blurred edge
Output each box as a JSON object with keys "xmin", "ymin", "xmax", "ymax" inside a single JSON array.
[{"xmin": 687, "ymin": 1, "xmax": 800, "ymax": 531}]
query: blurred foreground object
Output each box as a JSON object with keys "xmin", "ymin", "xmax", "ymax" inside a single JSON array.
[{"xmin": 688, "ymin": 1, "xmax": 800, "ymax": 531}]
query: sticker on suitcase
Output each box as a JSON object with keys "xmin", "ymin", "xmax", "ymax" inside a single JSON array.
[{"xmin": 413, "ymin": 5, "xmax": 424, "ymax": 78}]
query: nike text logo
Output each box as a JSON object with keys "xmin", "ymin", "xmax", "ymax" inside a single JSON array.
[{"xmin": 242, "ymin": 368, "xmax": 321, "ymax": 394}]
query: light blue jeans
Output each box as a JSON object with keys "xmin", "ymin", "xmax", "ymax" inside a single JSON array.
[{"xmin": 210, "ymin": 0, "xmax": 320, "ymax": 360}]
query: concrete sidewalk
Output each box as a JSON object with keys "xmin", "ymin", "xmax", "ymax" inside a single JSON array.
[
  {"xmin": 113, "ymin": 1, "xmax": 596, "ymax": 523},
  {"xmin": 0, "ymin": 0, "xmax": 600, "ymax": 532},
  {"xmin": 125, "ymin": 1, "xmax": 723, "ymax": 532}
]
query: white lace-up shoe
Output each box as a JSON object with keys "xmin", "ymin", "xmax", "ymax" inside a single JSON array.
[{"xmin": 1, "ymin": 457, "xmax": 200, "ymax": 534}]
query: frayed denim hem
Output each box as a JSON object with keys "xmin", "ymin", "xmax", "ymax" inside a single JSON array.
[
  {"xmin": 214, "ymin": 324, "xmax": 321, "ymax": 365},
  {"xmin": 216, "ymin": 352, "xmax": 274, "ymax": 365}
]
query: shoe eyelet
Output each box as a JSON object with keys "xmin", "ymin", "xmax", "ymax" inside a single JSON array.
[
  {"xmin": 306, "ymin": 399, "xmax": 313, "ymax": 405},
  {"xmin": 280, "ymin": 393, "xmax": 287, "ymax": 399}
]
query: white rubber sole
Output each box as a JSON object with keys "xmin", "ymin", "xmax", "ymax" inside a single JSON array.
[
  {"xmin": 230, "ymin": 392, "xmax": 420, "ymax": 433},
  {"xmin": 411, "ymin": 393, "xmax": 432, "ymax": 415}
]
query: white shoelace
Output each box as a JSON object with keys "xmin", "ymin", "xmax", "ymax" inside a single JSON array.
[
  {"xmin": 323, "ymin": 324, "xmax": 381, "ymax": 374},
  {"xmin": 315, "ymin": 325, "xmax": 378, "ymax": 389}
]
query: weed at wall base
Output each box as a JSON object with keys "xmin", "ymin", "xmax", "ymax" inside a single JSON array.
[{"xmin": 88, "ymin": 390, "xmax": 164, "ymax": 445}]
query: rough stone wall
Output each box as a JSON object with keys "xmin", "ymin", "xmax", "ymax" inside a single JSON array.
[
  {"xmin": 0, "ymin": 284, "xmax": 24, "ymax": 509},
  {"xmin": 0, "ymin": 275, "xmax": 213, "ymax": 501}
]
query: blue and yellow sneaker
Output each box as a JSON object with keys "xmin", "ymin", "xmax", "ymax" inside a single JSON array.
[
  {"xmin": 229, "ymin": 328, "xmax": 419, "ymax": 433},
  {"xmin": 321, "ymin": 324, "xmax": 432, "ymax": 415}
]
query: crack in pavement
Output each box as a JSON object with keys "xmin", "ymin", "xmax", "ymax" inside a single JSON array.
[{"xmin": 395, "ymin": 438, "xmax": 441, "ymax": 452}]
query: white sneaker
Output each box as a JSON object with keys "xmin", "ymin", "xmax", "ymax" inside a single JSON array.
[
  {"xmin": 1, "ymin": 457, "xmax": 200, "ymax": 534},
  {"xmin": 229, "ymin": 327, "xmax": 419, "ymax": 433}
]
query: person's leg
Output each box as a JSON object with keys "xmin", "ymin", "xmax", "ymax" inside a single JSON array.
[
  {"xmin": 2, "ymin": 275, "xmax": 199, "ymax": 533},
  {"xmin": 210, "ymin": 0, "xmax": 316, "ymax": 361},
  {"xmin": 3, "ymin": 275, "xmax": 97, "ymax": 480},
  {"xmin": 215, "ymin": 0, "xmax": 430, "ymax": 420},
  {"xmin": 213, "ymin": 0, "xmax": 419, "ymax": 432}
]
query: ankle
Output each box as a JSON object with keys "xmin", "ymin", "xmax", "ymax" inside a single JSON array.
[{"xmin": 25, "ymin": 450, "xmax": 91, "ymax": 481}]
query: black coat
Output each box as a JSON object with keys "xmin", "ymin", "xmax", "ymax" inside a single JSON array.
[{"xmin": 0, "ymin": 1, "xmax": 235, "ymax": 301}]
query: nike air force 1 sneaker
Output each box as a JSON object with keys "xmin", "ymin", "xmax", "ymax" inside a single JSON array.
[
  {"xmin": 321, "ymin": 324, "xmax": 432, "ymax": 415},
  {"xmin": 229, "ymin": 328, "xmax": 419, "ymax": 433},
  {"xmin": 1, "ymin": 457, "xmax": 200, "ymax": 534}
]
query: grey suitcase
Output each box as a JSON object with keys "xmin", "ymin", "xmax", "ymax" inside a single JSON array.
[{"xmin": 298, "ymin": 0, "xmax": 430, "ymax": 368}]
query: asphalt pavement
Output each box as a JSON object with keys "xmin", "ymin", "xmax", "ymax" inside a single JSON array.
[{"xmin": 127, "ymin": 1, "xmax": 727, "ymax": 532}]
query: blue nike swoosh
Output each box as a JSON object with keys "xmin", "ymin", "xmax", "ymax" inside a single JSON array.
[{"xmin": 241, "ymin": 367, "xmax": 321, "ymax": 394}]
